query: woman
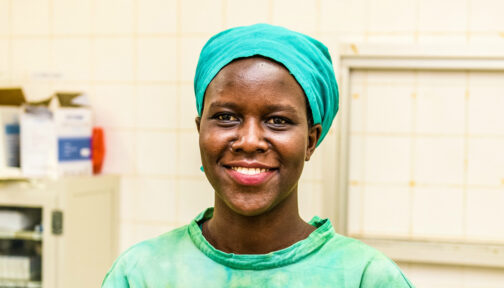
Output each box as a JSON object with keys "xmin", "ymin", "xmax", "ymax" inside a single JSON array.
[{"xmin": 102, "ymin": 24, "xmax": 413, "ymax": 287}]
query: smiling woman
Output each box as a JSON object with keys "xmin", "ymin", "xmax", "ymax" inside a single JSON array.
[{"xmin": 102, "ymin": 24, "xmax": 414, "ymax": 288}]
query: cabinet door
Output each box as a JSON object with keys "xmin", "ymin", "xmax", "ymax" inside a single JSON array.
[{"xmin": 55, "ymin": 176, "xmax": 119, "ymax": 288}]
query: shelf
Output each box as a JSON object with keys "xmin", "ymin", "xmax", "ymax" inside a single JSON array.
[
  {"xmin": 0, "ymin": 231, "xmax": 42, "ymax": 241},
  {"xmin": 0, "ymin": 279, "xmax": 41, "ymax": 288}
]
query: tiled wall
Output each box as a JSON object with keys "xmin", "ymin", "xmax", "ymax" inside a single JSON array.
[{"xmin": 1, "ymin": 0, "xmax": 503, "ymax": 286}]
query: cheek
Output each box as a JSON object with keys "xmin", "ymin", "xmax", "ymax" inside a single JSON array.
[{"xmin": 270, "ymin": 130, "xmax": 308, "ymax": 165}]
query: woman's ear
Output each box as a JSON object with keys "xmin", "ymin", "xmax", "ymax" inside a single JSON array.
[
  {"xmin": 195, "ymin": 116, "xmax": 201, "ymax": 133},
  {"xmin": 305, "ymin": 124, "xmax": 322, "ymax": 161}
]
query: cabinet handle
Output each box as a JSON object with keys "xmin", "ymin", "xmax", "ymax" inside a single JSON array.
[{"xmin": 52, "ymin": 210, "xmax": 63, "ymax": 235}]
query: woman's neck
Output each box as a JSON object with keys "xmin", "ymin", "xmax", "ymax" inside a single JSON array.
[{"xmin": 202, "ymin": 192, "xmax": 316, "ymax": 254}]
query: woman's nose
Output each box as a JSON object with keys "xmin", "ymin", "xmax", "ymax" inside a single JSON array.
[{"xmin": 231, "ymin": 119, "xmax": 268, "ymax": 153}]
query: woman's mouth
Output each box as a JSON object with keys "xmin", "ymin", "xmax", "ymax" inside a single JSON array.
[{"xmin": 224, "ymin": 166, "xmax": 276, "ymax": 186}]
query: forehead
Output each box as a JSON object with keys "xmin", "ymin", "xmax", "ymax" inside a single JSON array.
[{"xmin": 203, "ymin": 57, "xmax": 306, "ymax": 112}]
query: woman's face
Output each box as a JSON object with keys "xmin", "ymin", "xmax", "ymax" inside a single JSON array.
[{"xmin": 196, "ymin": 57, "xmax": 321, "ymax": 216}]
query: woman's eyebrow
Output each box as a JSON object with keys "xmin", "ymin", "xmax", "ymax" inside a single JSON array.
[
  {"xmin": 265, "ymin": 104, "xmax": 298, "ymax": 114},
  {"xmin": 208, "ymin": 101, "xmax": 240, "ymax": 110}
]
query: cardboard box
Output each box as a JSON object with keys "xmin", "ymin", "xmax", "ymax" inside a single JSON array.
[
  {"xmin": 21, "ymin": 92, "xmax": 92, "ymax": 177},
  {"xmin": 0, "ymin": 88, "xmax": 25, "ymax": 178}
]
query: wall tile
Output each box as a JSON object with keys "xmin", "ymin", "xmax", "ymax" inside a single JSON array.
[
  {"xmin": 466, "ymin": 188, "xmax": 504, "ymax": 240},
  {"xmin": 366, "ymin": 85, "xmax": 413, "ymax": 133},
  {"xmin": 349, "ymin": 77, "xmax": 365, "ymax": 133},
  {"xmin": 52, "ymin": 38, "xmax": 92, "ymax": 81},
  {"xmin": 11, "ymin": 0, "xmax": 50, "ymax": 35},
  {"xmin": 298, "ymin": 182, "xmax": 323, "ymax": 221},
  {"xmin": 11, "ymin": 39, "xmax": 51, "ymax": 76},
  {"xmin": 178, "ymin": 179, "xmax": 214, "ymax": 223},
  {"xmin": 416, "ymin": 73, "xmax": 466, "ymax": 134},
  {"xmin": 92, "ymin": 38, "xmax": 134, "ymax": 81},
  {"xmin": 137, "ymin": 0, "xmax": 177, "ymax": 35},
  {"xmin": 137, "ymin": 37, "xmax": 177, "ymax": 82},
  {"xmin": 368, "ymin": 0, "xmax": 417, "ymax": 32},
  {"xmin": 418, "ymin": 0, "xmax": 467, "ymax": 32},
  {"xmin": 365, "ymin": 136, "xmax": 411, "ymax": 184},
  {"xmin": 367, "ymin": 34, "xmax": 416, "ymax": 44},
  {"xmin": 92, "ymin": 0, "xmax": 134, "ymax": 35},
  {"xmin": 467, "ymin": 138, "xmax": 504, "ymax": 186},
  {"xmin": 348, "ymin": 134, "xmax": 364, "ymax": 182},
  {"xmin": 366, "ymin": 70, "xmax": 416, "ymax": 85},
  {"xmin": 119, "ymin": 177, "xmax": 138, "ymax": 220},
  {"xmin": 406, "ymin": 263, "xmax": 464, "ymax": 288},
  {"xmin": 118, "ymin": 222, "xmax": 137, "ymax": 253},
  {"xmin": 180, "ymin": 37, "xmax": 208, "ymax": 82},
  {"xmin": 363, "ymin": 185, "xmax": 410, "ymax": 236},
  {"xmin": 178, "ymin": 131, "xmax": 202, "ymax": 176},
  {"xmin": 102, "ymin": 129, "xmax": 136, "ymax": 174},
  {"xmin": 180, "ymin": 0, "xmax": 223, "ymax": 34},
  {"xmin": 417, "ymin": 34, "xmax": 467, "ymax": 45},
  {"xmin": 52, "ymin": 0, "xmax": 92, "ymax": 35},
  {"xmin": 135, "ymin": 178, "xmax": 177, "ymax": 222},
  {"xmin": 0, "ymin": 0, "xmax": 9, "ymax": 36},
  {"xmin": 225, "ymin": 0, "xmax": 269, "ymax": 28},
  {"xmin": 412, "ymin": 187, "xmax": 464, "ymax": 238},
  {"xmin": 272, "ymin": 0, "xmax": 317, "ymax": 34},
  {"xmin": 320, "ymin": 0, "xmax": 367, "ymax": 33},
  {"xmin": 179, "ymin": 84, "xmax": 198, "ymax": 130},
  {"xmin": 136, "ymin": 84, "xmax": 178, "ymax": 129},
  {"xmin": 91, "ymin": 84, "xmax": 136, "ymax": 128},
  {"xmin": 347, "ymin": 185, "xmax": 363, "ymax": 235},
  {"xmin": 301, "ymin": 146, "xmax": 323, "ymax": 181},
  {"xmin": 135, "ymin": 223, "xmax": 177, "ymax": 243},
  {"xmin": 0, "ymin": 39, "xmax": 8, "ymax": 81},
  {"xmin": 414, "ymin": 137, "xmax": 465, "ymax": 185},
  {"xmin": 462, "ymin": 266, "xmax": 504, "ymax": 288},
  {"xmin": 468, "ymin": 84, "xmax": 504, "ymax": 135},
  {"xmin": 469, "ymin": 0, "xmax": 504, "ymax": 32},
  {"xmin": 136, "ymin": 131, "xmax": 177, "ymax": 176}
]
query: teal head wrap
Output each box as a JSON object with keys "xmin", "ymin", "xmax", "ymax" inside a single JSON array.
[{"xmin": 194, "ymin": 23, "xmax": 339, "ymax": 145}]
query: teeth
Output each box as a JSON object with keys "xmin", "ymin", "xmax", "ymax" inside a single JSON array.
[{"xmin": 231, "ymin": 167, "xmax": 270, "ymax": 175}]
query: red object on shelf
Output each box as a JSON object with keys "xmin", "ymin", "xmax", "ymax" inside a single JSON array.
[{"xmin": 92, "ymin": 127, "xmax": 105, "ymax": 174}]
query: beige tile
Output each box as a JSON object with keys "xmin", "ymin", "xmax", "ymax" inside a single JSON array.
[
  {"xmin": 0, "ymin": 0, "xmax": 9, "ymax": 36},
  {"xmin": 137, "ymin": 0, "xmax": 177, "ymax": 34},
  {"xmin": 11, "ymin": 39, "xmax": 51, "ymax": 75},
  {"xmin": 225, "ymin": 0, "xmax": 269, "ymax": 28},
  {"xmin": 349, "ymin": 78, "xmax": 365, "ymax": 133},
  {"xmin": 52, "ymin": 0, "xmax": 92, "ymax": 35},
  {"xmin": 412, "ymin": 187, "xmax": 464, "ymax": 238},
  {"xmin": 0, "ymin": 39, "xmax": 8, "ymax": 81},
  {"xmin": 348, "ymin": 134, "xmax": 364, "ymax": 182},
  {"xmin": 417, "ymin": 33, "xmax": 467, "ymax": 45},
  {"xmin": 91, "ymin": 84, "xmax": 136, "ymax": 128},
  {"xmin": 414, "ymin": 137, "xmax": 465, "ymax": 185},
  {"xmin": 467, "ymin": 138, "xmax": 504, "ymax": 186},
  {"xmin": 52, "ymin": 38, "xmax": 92, "ymax": 81},
  {"xmin": 368, "ymin": 0, "xmax": 416, "ymax": 32},
  {"xmin": 137, "ymin": 37, "xmax": 177, "ymax": 82},
  {"xmin": 178, "ymin": 179, "xmax": 214, "ymax": 223},
  {"xmin": 119, "ymin": 177, "xmax": 138, "ymax": 220},
  {"xmin": 462, "ymin": 266, "xmax": 504, "ymax": 288},
  {"xmin": 469, "ymin": 0, "xmax": 504, "ymax": 32},
  {"xmin": 179, "ymin": 84, "xmax": 199, "ymax": 130},
  {"xmin": 20, "ymin": 82, "xmax": 53, "ymax": 102},
  {"xmin": 363, "ymin": 185, "xmax": 410, "ymax": 236},
  {"xmin": 367, "ymin": 34, "xmax": 416, "ymax": 44},
  {"xmin": 92, "ymin": 38, "xmax": 134, "ymax": 81},
  {"xmin": 406, "ymin": 263, "xmax": 464, "ymax": 288},
  {"xmin": 468, "ymin": 33, "xmax": 504, "ymax": 45},
  {"xmin": 298, "ymin": 182, "xmax": 323, "ymax": 221},
  {"xmin": 466, "ymin": 188, "xmax": 504, "ymax": 241},
  {"xmin": 136, "ymin": 131, "xmax": 177, "ymax": 175},
  {"xmin": 365, "ymin": 136, "xmax": 411, "ymax": 184},
  {"xmin": 11, "ymin": 0, "xmax": 50, "ymax": 35},
  {"xmin": 468, "ymin": 85, "xmax": 504, "ymax": 135},
  {"xmin": 320, "ymin": 0, "xmax": 367, "ymax": 33},
  {"xmin": 366, "ymin": 85, "xmax": 414, "ymax": 133},
  {"xmin": 272, "ymin": 0, "xmax": 317, "ymax": 34},
  {"xmin": 92, "ymin": 0, "xmax": 134, "ymax": 35},
  {"xmin": 418, "ymin": 0, "xmax": 467, "ymax": 32},
  {"xmin": 118, "ymin": 222, "xmax": 137, "ymax": 252},
  {"xmin": 366, "ymin": 70, "xmax": 416, "ymax": 85},
  {"xmin": 135, "ymin": 178, "xmax": 177, "ymax": 222},
  {"xmin": 416, "ymin": 81, "xmax": 466, "ymax": 134},
  {"xmin": 180, "ymin": 37, "xmax": 208, "ymax": 82},
  {"xmin": 347, "ymin": 185, "xmax": 363, "ymax": 235},
  {"xmin": 136, "ymin": 84, "xmax": 178, "ymax": 129},
  {"xmin": 102, "ymin": 129, "xmax": 136, "ymax": 174},
  {"xmin": 178, "ymin": 131, "xmax": 203, "ymax": 176},
  {"xmin": 180, "ymin": 0, "xmax": 223, "ymax": 34}
]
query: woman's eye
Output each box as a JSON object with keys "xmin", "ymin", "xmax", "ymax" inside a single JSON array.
[
  {"xmin": 215, "ymin": 113, "xmax": 238, "ymax": 121},
  {"xmin": 266, "ymin": 117, "xmax": 288, "ymax": 125}
]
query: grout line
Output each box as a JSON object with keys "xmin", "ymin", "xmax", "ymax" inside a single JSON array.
[
  {"xmin": 408, "ymin": 71, "xmax": 418, "ymax": 238},
  {"xmin": 360, "ymin": 71, "xmax": 368, "ymax": 235}
]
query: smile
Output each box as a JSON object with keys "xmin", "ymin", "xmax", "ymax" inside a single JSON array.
[{"xmin": 230, "ymin": 167, "xmax": 271, "ymax": 175}]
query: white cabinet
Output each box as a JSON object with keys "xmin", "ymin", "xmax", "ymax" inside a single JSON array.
[{"xmin": 0, "ymin": 175, "xmax": 119, "ymax": 288}]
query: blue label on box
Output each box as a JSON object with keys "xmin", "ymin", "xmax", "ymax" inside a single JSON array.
[
  {"xmin": 5, "ymin": 124, "xmax": 20, "ymax": 135},
  {"xmin": 58, "ymin": 137, "xmax": 92, "ymax": 162}
]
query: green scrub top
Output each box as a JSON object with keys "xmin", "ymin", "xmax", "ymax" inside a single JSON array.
[{"xmin": 102, "ymin": 208, "xmax": 414, "ymax": 288}]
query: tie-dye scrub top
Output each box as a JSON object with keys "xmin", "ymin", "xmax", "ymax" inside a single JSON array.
[{"xmin": 102, "ymin": 208, "xmax": 413, "ymax": 288}]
